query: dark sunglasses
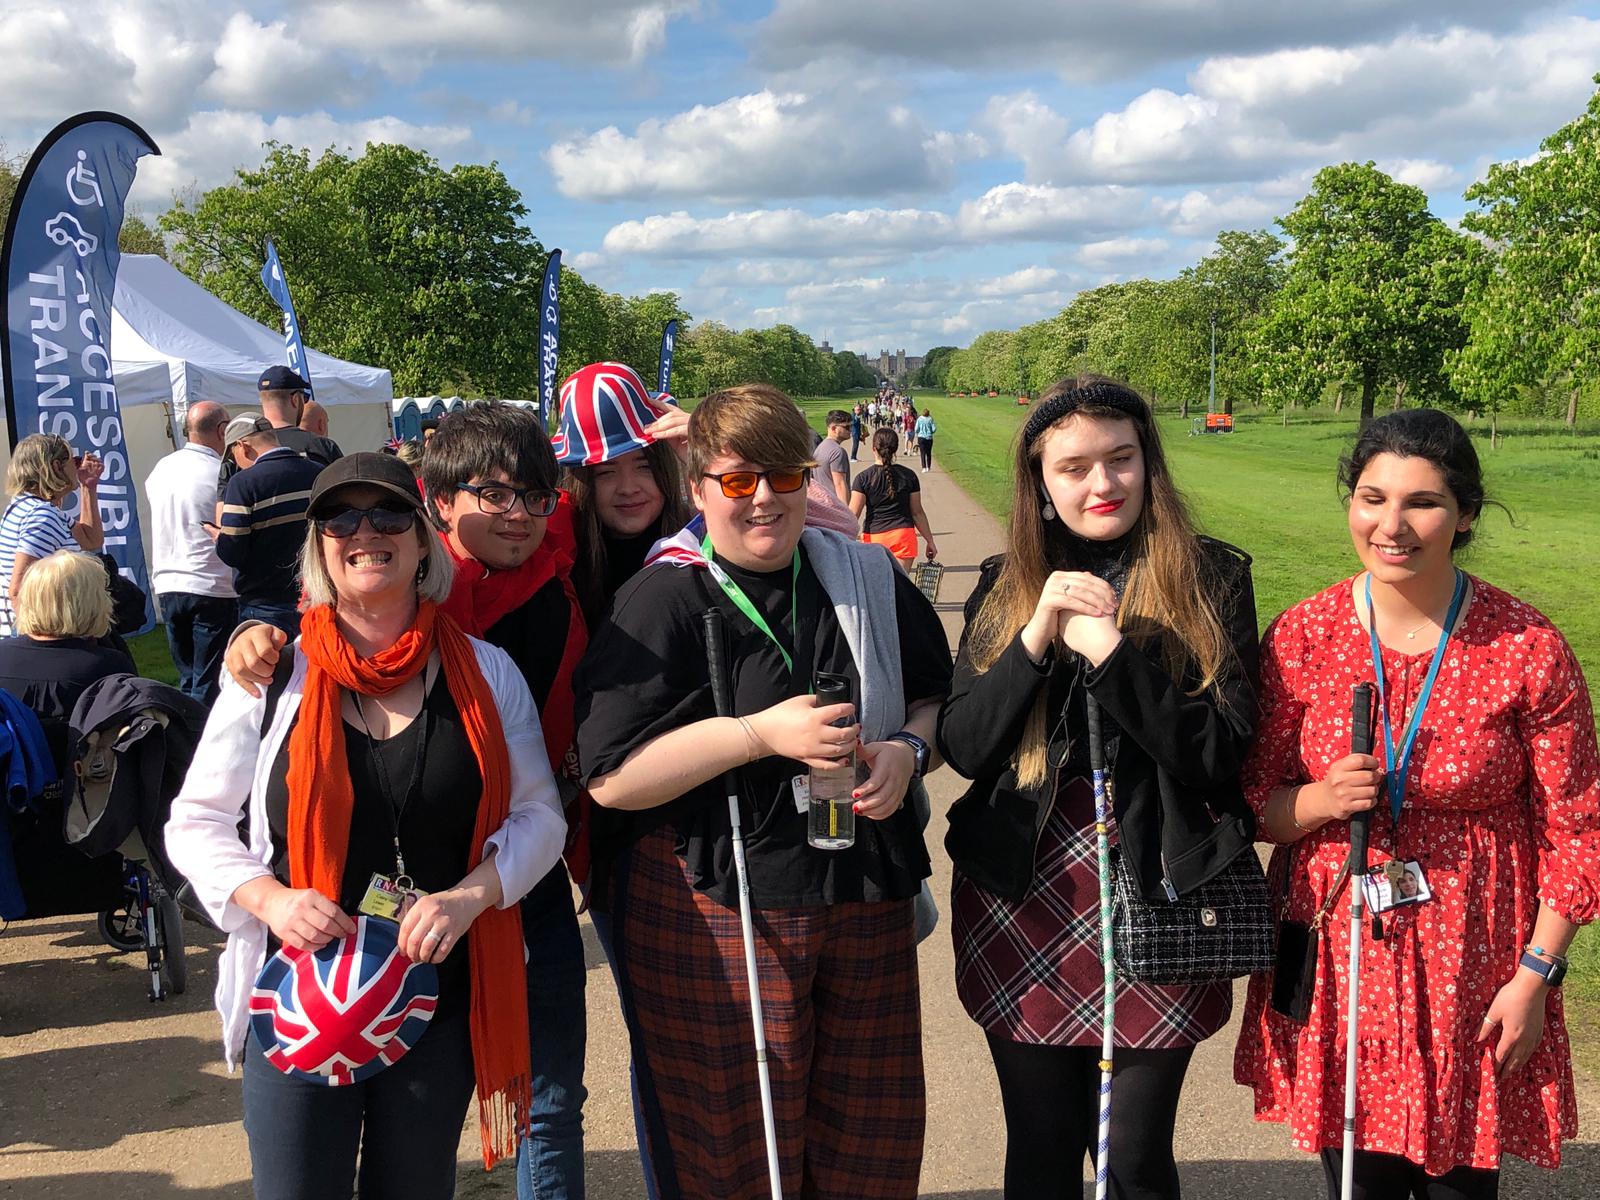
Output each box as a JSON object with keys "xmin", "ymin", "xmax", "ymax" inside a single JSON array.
[
  {"xmin": 455, "ymin": 481, "xmax": 560, "ymax": 517},
  {"xmin": 314, "ymin": 504, "xmax": 417, "ymax": 538},
  {"xmin": 700, "ymin": 468, "xmax": 808, "ymax": 499}
]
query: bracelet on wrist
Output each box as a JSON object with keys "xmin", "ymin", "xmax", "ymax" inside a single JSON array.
[
  {"xmin": 736, "ymin": 716, "xmax": 763, "ymax": 764},
  {"xmin": 1287, "ymin": 796, "xmax": 1316, "ymax": 835}
]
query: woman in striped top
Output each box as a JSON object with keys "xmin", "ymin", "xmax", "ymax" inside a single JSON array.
[{"xmin": 0, "ymin": 434, "xmax": 103, "ymax": 635}]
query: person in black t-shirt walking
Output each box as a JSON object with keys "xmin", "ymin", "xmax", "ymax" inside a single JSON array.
[{"xmin": 851, "ymin": 427, "xmax": 936, "ymax": 567}]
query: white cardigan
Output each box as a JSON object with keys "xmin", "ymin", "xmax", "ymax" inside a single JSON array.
[{"xmin": 165, "ymin": 636, "xmax": 567, "ymax": 1067}]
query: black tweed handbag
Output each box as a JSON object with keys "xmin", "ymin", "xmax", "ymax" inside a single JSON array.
[{"xmin": 1110, "ymin": 845, "xmax": 1275, "ymax": 986}]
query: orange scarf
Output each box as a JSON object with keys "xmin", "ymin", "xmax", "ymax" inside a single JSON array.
[{"xmin": 286, "ymin": 602, "xmax": 530, "ymax": 1168}]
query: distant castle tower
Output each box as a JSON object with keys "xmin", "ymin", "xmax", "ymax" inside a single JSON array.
[{"xmin": 819, "ymin": 340, "xmax": 833, "ymax": 356}]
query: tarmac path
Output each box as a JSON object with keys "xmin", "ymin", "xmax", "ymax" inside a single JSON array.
[{"xmin": 1, "ymin": 448, "xmax": 1595, "ymax": 1198}]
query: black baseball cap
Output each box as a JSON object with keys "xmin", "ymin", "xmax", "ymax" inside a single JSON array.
[
  {"xmin": 258, "ymin": 365, "xmax": 310, "ymax": 393},
  {"xmin": 308, "ymin": 452, "xmax": 425, "ymax": 518}
]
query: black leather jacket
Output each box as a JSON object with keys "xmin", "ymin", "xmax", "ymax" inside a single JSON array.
[{"xmin": 937, "ymin": 539, "xmax": 1260, "ymax": 904}]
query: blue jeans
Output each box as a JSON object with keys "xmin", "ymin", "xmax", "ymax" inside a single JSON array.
[
  {"xmin": 589, "ymin": 906, "xmax": 661, "ymax": 1200},
  {"xmin": 515, "ymin": 861, "xmax": 588, "ymax": 1200},
  {"xmin": 238, "ymin": 601, "xmax": 302, "ymax": 641},
  {"xmin": 158, "ymin": 592, "xmax": 237, "ymax": 706},
  {"xmin": 241, "ymin": 1010, "xmax": 475, "ymax": 1200}
]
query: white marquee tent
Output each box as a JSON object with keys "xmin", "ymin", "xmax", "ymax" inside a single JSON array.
[{"xmin": 3, "ymin": 254, "xmax": 396, "ymax": 582}]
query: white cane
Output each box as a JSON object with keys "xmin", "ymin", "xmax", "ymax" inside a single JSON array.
[
  {"xmin": 1086, "ymin": 694, "xmax": 1115, "ymax": 1200},
  {"xmin": 1341, "ymin": 683, "xmax": 1376, "ymax": 1200},
  {"xmin": 703, "ymin": 609, "xmax": 784, "ymax": 1200}
]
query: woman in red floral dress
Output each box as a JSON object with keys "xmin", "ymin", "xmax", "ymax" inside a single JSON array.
[{"xmin": 1234, "ymin": 409, "xmax": 1600, "ymax": 1199}]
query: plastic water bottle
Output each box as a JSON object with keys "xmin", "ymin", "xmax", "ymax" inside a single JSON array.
[{"xmin": 808, "ymin": 673, "xmax": 856, "ymax": 850}]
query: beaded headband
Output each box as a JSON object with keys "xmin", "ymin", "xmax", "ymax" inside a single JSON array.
[{"xmin": 1022, "ymin": 383, "xmax": 1147, "ymax": 447}]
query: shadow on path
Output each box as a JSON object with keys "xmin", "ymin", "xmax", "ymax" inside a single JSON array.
[{"xmin": 0, "ymin": 1173, "xmax": 248, "ymax": 1200}]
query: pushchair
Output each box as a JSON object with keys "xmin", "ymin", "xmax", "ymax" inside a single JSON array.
[
  {"xmin": 1, "ymin": 674, "xmax": 208, "ymax": 1001},
  {"xmin": 65, "ymin": 674, "xmax": 209, "ymax": 1001}
]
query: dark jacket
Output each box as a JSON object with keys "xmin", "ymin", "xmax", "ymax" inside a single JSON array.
[
  {"xmin": 937, "ymin": 538, "xmax": 1260, "ymax": 904},
  {"xmin": 216, "ymin": 447, "xmax": 324, "ymax": 605}
]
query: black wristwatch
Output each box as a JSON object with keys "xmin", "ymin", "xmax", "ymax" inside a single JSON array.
[
  {"xmin": 886, "ymin": 731, "xmax": 930, "ymax": 779},
  {"xmin": 1519, "ymin": 948, "xmax": 1567, "ymax": 988}
]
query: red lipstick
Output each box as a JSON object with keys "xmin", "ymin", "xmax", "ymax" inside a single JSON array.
[{"xmin": 1086, "ymin": 499, "xmax": 1125, "ymax": 515}]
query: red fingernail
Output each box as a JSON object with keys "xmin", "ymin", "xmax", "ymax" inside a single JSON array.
[
  {"xmin": 851, "ymin": 790, "xmax": 862, "ymax": 799},
  {"xmin": 852, "ymin": 803, "xmax": 862, "ymax": 813}
]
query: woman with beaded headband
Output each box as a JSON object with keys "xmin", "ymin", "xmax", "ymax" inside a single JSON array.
[{"xmin": 937, "ymin": 375, "xmax": 1261, "ymax": 1199}]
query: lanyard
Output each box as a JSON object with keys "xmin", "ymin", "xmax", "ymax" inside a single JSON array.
[
  {"xmin": 702, "ymin": 532, "xmax": 799, "ymax": 675},
  {"xmin": 1364, "ymin": 569, "xmax": 1467, "ymax": 824},
  {"xmin": 355, "ymin": 680, "xmax": 433, "ymax": 880}
]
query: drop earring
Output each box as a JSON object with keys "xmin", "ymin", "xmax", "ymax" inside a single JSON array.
[
  {"xmin": 416, "ymin": 559, "xmax": 428, "ymax": 584},
  {"xmin": 1042, "ymin": 501, "xmax": 1057, "ymax": 521}
]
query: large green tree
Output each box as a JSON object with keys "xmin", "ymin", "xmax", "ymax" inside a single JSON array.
[
  {"xmin": 1257, "ymin": 161, "xmax": 1472, "ymax": 424},
  {"xmin": 1453, "ymin": 75, "xmax": 1600, "ymax": 427},
  {"xmin": 161, "ymin": 142, "xmax": 546, "ymax": 397},
  {"xmin": 1182, "ymin": 229, "xmax": 1285, "ymax": 413}
]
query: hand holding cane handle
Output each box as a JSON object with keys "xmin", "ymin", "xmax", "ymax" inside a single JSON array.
[
  {"xmin": 704, "ymin": 609, "xmax": 732, "ymax": 719},
  {"xmin": 1349, "ymin": 683, "xmax": 1375, "ymax": 858}
]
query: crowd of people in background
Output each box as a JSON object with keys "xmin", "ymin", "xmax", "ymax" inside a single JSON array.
[{"xmin": 1, "ymin": 360, "xmax": 1596, "ymax": 1200}]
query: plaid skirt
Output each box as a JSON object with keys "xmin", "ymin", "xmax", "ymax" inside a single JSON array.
[
  {"xmin": 610, "ymin": 825, "xmax": 925, "ymax": 1200},
  {"xmin": 951, "ymin": 776, "xmax": 1232, "ymax": 1049}
]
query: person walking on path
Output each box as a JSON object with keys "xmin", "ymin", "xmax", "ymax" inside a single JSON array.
[
  {"xmin": 0, "ymin": 434, "xmax": 104, "ymax": 636},
  {"xmin": 1233, "ymin": 408, "xmax": 1600, "ymax": 1198},
  {"xmin": 851, "ymin": 428, "xmax": 936, "ymax": 566},
  {"xmin": 850, "ymin": 404, "xmax": 864, "ymax": 461},
  {"xmin": 938, "ymin": 376, "xmax": 1260, "ymax": 1200},
  {"xmin": 914, "ymin": 408, "xmax": 937, "ymax": 473},
  {"xmin": 815, "ymin": 410, "xmax": 853, "ymax": 506},
  {"xmin": 576, "ymin": 383, "xmax": 952, "ymax": 1200},
  {"xmin": 215, "ymin": 415, "xmax": 323, "ymax": 639},
  {"xmin": 145, "ymin": 400, "xmax": 237, "ymax": 705}
]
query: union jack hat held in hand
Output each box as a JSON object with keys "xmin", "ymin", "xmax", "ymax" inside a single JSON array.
[
  {"xmin": 249, "ymin": 915, "xmax": 439, "ymax": 1087},
  {"xmin": 551, "ymin": 361, "xmax": 673, "ymax": 466}
]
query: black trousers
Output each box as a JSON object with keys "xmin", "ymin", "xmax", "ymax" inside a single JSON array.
[
  {"xmin": 1320, "ymin": 1149, "xmax": 1499, "ymax": 1200},
  {"xmin": 917, "ymin": 437, "xmax": 934, "ymax": 469},
  {"xmin": 985, "ymin": 1033, "xmax": 1195, "ymax": 1200}
]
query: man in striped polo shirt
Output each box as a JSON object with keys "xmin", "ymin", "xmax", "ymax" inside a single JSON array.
[{"xmin": 214, "ymin": 414, "xmax": 322, "ymax": 639}]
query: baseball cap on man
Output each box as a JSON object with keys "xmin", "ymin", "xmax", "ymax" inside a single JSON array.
[
  {"xmin": 258, "ymin": 364, "xmax": 310, "ymax": 393},
  {"xmin": 308, "ymin": 450, "xmax": 426, "ymax": 518},
  {"xmin": 223, "ymin": 413, "xmax": 273, "ymax": 452}
]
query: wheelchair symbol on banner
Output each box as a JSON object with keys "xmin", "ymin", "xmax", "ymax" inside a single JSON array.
[{"xmin": 65, "ymin": 150, "xmax": 104, "ymax": 208}]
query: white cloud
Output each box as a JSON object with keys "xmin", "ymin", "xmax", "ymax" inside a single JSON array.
[
  {"xmin": 600, "ymin": 182, "xmax": 1145, "ymax": 258},
  {"xmin": 202, "ymin": 13, "xmax": 362, "ymax": 109},
  {"xmin": 754, "ymin": 0, "xmax": 1550, "ymax": 77},
  {"xmin": 308, "ymin": 0, "xmax": 699, "ymax": 68},
  {"xmin": 134, "ymin": 110, "xmax": 474, "ymax": 202},
  {"xmin": 547, "ymin": 89, "xmax": 982, "ymax": 202},
  {"xmin": 1378, "ymin": 158, "xmax": 1461, "ymax": 191},
  {"xmin": 972, "ymin": 267, "xmax": 1062, "ymax": 297},
  {"xmin": 981, "ymin": 16, "xmax": 1600, "ymax": 187},
  {"xmin": 1077, "ymin": 238, "xmax": 1171, "ymax": 266}
]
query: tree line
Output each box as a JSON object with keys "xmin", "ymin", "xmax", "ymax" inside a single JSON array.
[{"xmin": 939, "ymin": 76, "xmax": 1600, "ymax": 428}]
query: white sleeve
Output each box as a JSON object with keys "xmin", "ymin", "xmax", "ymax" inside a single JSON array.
[
  {"xmin": 475, "ymin": 640, "xmax": 566, "ymax": 906},
  {"xmin": 163, "ymin": 670, "xmax": 277, "ymax": 932}
]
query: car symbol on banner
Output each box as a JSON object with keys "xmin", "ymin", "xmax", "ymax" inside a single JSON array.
[{"xmin": 45, "ymin": 212, "xmax": 99, "ymax": 257}]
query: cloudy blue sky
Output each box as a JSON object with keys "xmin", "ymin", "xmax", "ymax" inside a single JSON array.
[{"xmin": 4, "ymin": 0, "xmax": 1598, "ymax": 356}]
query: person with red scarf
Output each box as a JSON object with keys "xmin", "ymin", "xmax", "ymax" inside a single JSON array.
[
  {"xmin": 226, "ymin": 404, "xmax": 593, "ymax": 1200},
  {"xmin": 166, "ymin": 452, "xmax": 566, "ymax": 1197}
]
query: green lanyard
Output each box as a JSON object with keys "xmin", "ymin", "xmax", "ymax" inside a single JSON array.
[{"xmin": 701, "ymin": 532, "xmax": 799, "ymax": 675}]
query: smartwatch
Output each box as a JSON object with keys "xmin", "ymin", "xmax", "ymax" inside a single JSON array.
[
  {"xmin": 886, "ymin": 731, "xmax": 930, "ymax": 779},
  {"xmin": 1519, "ymin": 949, "xmax": 1567, "ymax": 988}
]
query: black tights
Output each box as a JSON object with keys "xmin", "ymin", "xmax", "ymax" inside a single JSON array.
[
  {"xmin": 985, "ymin": 1033, "xmax": 1194, "ymax": 1200},
  {"xmin": 1321, "ymin": 1149, "xmax": 1499, "ymax": 1200}
]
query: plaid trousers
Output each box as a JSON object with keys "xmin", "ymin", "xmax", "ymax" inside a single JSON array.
[{"xmin": 610, "ymin": 826, "xmax": 925, "ymax": 1200}]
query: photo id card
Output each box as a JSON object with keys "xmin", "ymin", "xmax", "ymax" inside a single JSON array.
[
  {"xmin": 1362, "ymin": 859, "xmax": 1433, "ymax": 914},
  {"xmin": 358, "ymin": 872, "xmax": 405, "ymax": 920}
]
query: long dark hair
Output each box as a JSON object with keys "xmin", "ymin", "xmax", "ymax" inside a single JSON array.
[
  {"xmin": 1338, "ymin": 409, "xmax": 1489, "ymax": 550},
  {"xmin": 966, "ymin": 375, "xmax": 1232, "ymax": 787},
  {"xmin": 872, "ymin": 427, "xmax": 900, "ymax": 499},
  {"xmin": 564, "ymin": 440, "xmax": 690, "ymax": 619}
]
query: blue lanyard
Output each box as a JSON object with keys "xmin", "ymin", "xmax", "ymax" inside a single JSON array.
[{"xmin": 1364, "ymin": 569, "xmax": 1467, "ymax": 824}]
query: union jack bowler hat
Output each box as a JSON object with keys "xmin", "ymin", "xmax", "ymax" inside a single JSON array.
[
  {"xmin": 550, "ymin": 361, "xmax": 672, "ymax": 466},
  {"xmin": 249, "ymin": 915, "xmax": 439, "ymax": 1086}
]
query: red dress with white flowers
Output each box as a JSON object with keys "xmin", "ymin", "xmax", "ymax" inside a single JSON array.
[{"xmin": 1232, "ymin": 576, "xmax": 1600, "ymax": 1173}]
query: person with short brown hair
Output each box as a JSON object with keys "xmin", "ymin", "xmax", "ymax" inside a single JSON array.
[{"xmin": 577, "ymin": 382, "xmax": 952, "ymax": 1199}]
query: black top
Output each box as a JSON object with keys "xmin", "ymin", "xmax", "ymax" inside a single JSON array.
[
  {"xmin": 264, "ymin": 676, "xmax": 482, "ymax": 1014},
  {"xmin": 851, "ymin": 463, "xmax": 919, "ymax": 533},
  {"xmin": 937, "ymin": 539, "xmax": 1261, "ymax": 904},
  {"xmin": 575, "ymin": 545, "xmax": 953, "ymax": 908},
  {"xmin": 483, "ymin": 575, "xmax": 572, "ymax": 713},
  {"xmin": 0, "ymin": 636, "xmax": 135, "ymax": 772}
]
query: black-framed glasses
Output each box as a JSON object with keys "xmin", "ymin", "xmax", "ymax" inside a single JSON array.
[
  {"xmin": 315, "ymin": 505, "xmax": 418, "ymax": 538},
  {"xmin": 700, "ymin": 468, "xmax": 809, "ymax": 499},
  {"xmin": 455, "ymin": 481, "xmax": 559, "ymax": 517}
]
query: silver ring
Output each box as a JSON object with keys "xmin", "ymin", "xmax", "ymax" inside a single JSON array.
[
  {"xmin": 423, "ymin": 930, "xmax": 443, "ymax": 944},
  {"xmin": 1058, "ymin": 580, "xmax": 1071, "ymax": 593}
]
